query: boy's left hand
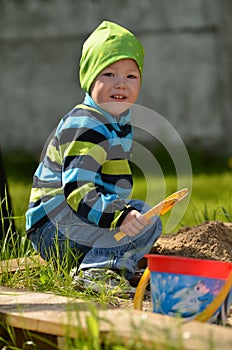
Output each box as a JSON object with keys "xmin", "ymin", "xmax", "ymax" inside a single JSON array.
[{"xmin": 119, "ymin": 210, "xmax": 150, "ymax": 237}]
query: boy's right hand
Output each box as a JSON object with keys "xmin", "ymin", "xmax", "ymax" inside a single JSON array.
[{"xmin": 119, "ymin": 210, "xmax": 150, "ymax": 237}]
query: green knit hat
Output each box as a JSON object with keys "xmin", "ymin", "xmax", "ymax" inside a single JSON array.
[{"xmin": 79, "ymin": 21, "xmax": 144, "ymax": 93}]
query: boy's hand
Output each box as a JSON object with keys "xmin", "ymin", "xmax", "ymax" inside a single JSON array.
[{"xmin": 119, "ymin": 210, "xmax": 150, "ymax": 237}]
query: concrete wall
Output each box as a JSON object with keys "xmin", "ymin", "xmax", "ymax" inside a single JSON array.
[{"xmin": 0, "ymin": 0, "xmax": 231, "ymax": 154}]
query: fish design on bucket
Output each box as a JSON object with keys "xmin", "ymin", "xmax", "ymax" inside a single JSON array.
[{"xmin": 171, "ymin": 280, "xmax": 211, "ymax": 316}]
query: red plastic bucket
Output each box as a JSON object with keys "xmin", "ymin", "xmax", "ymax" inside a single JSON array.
[{"xmin": 146, "ymin": 254, "xmax": 232, "ymax": 324}]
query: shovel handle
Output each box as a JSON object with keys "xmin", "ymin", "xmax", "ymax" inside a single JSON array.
[{"xmin": 114, "ymin": 188, "xmax": 189, "ymax": 241}]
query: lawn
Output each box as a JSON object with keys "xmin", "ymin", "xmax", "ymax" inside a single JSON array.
[
  {"xmin": 3, "ymin": 151, "xmax": 232, "ymax": 236},
  {"xmin": 133, "ymin": 172, "xmax": 232, "ymax": 232}
]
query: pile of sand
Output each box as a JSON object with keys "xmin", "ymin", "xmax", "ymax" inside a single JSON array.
[{"xmin": 153, "ymin": 221, "xmax": 232, "ymax": 262}]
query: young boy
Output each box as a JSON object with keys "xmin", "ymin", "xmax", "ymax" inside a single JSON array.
[{"xmin": 26, "ymin": 21, "xmax": 162, "ymax": 291}]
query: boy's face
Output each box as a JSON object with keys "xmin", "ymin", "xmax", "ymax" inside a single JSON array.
[{"xmin": 90, "ymin": 59, "xmax": 141, "ymax": 117}]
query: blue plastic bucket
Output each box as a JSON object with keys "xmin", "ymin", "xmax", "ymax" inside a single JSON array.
[{"xmin": 146, "ymin": 254, "xmax": 232, "ymax": 324}]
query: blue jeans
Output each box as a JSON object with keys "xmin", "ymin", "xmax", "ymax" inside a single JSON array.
[{"xmin": 29, "ymin": 200, "xmax": 162, "ymax": 280}]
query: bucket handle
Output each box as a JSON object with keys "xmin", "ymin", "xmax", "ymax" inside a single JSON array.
[
  {"xmin": 195, "ymin": 270, "xmax": 232, "ymax": 322},
  {"xmin": 134, "ymin": 267, "xmax": 150, "ymax": 310}
]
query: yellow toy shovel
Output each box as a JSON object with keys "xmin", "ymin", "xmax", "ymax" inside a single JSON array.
[{"xmin": 114, "ymin": 188, "xmax": 189, "ymax": 241}]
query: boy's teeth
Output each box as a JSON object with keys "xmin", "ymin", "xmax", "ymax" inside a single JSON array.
[{"xmin": 113, "ymin": 95, "xmax": 124, "ymax": 99}]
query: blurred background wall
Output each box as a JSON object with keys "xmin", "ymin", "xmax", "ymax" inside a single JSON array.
[{"xmin": 0, "ymin": 0, "xmax": 231, "ymax": 155}]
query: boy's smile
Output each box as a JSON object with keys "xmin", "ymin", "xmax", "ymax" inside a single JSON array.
[{"xmin": 90, "ymin": 59, "xmax": 141, "ymax": 117}]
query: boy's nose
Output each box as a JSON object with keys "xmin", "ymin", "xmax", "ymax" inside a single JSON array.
[{"xmin": 115, "ymin": 77, "xmax": 126, "ymax": 88}]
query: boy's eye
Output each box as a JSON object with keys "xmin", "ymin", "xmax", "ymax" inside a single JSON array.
[
  {"xmin": 103, "ymin": 72, "xmax": 114, "ymax": 77},
  {"xmin": 127, "ymin": 74, "xmax": 137, "ymax": 79}
]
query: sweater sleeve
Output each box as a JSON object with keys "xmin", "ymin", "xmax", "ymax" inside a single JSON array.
[{"xmin": 59, "ymin": 110, "xmax": 134, "ymax": 230}]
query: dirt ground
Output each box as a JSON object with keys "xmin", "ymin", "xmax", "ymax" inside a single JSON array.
[
  {"xmin": 120, "ymin": 221, "xmax": 232, "ymax": 326},
  {"xmin": 152, "ymin": 220, "xmax": 232, "ymax": 262}
]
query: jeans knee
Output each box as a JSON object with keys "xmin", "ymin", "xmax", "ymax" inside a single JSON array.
[
  {"xmin": 154, "ymin": 216, "xmax": 162, "ymax": 237},
  {"xmin": 127, "ymin": 199, "xmax": 151, "ymax": 214},
  {"xmin": 144, "ymin": 215, "xmax": 162, "ymax": 242}
]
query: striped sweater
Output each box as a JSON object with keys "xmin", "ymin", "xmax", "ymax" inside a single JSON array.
[{"xmin": 26, "ymin": 94, "xmax": 134, "ymax": 234}]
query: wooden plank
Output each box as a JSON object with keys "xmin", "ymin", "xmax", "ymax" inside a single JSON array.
[
  {"xmin": 0, "ymin": 255, "xmax": 46, "ymax": 274},
  {"xmin": 0, "ymin": 287, "xmax": 231, "ymax": 349}
]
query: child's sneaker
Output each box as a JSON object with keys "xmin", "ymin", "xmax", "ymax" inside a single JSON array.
[{"xmin": 71, "ymin": 268, "xmax": 136, "ymax": 297}]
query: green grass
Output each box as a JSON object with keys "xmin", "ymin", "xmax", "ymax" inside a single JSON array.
[
  {"xmin": 1, "ymin": 150, "xmax": 232, "ymax": 252},
  {"xmin": 8, "ymin": 173, "xmax": 231, "ymax": 235},
  {"xmin": 3, "ymin": 151, "xmax": 232, "ymax": 235},
  {"xmin": 132, "ymin": 171, "xmax": 232, "ymax": 232}
]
